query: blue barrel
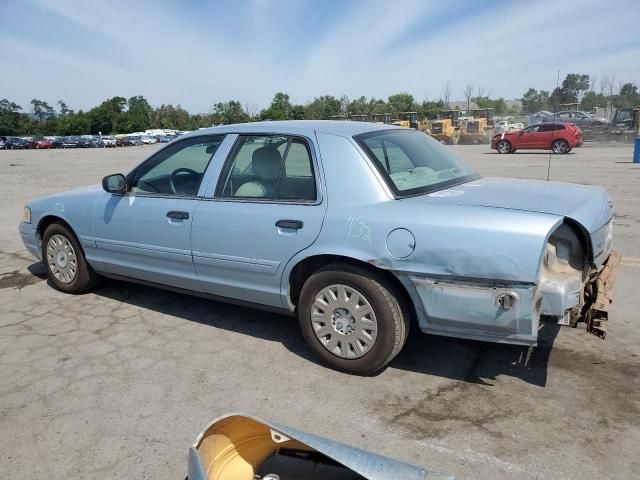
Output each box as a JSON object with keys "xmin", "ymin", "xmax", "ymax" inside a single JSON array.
[{"xmin": 635, "ymin": 136, "xmax": 640, "ymax": 163}]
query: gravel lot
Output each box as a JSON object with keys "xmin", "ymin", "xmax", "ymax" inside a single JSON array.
[{"xmin": 1, "ymin": 142, "xmax": 639, "ymax": 480}]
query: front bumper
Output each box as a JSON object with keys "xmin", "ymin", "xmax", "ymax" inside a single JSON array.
[{"xmin": 19, "ymin": 221, "xmax": 41, "ymax": 260}]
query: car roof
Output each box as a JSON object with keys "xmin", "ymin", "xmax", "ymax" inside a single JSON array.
[
  {"xmin": 529, "ymin": 122, "xmax": 573, "ymax": 127},
  {"xmin": 185, "ymin": 120, "xmax": 403, "ymax": 139}
]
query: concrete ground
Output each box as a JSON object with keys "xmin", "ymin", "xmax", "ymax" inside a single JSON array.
[{"xmin": 0, "ymin": 142, "xmax": 638, "ymax": 480}]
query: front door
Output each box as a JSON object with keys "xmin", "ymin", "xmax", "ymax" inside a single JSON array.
[
  {"xmin": 519, "ymin": 124, "xmax": 547, "ymax": 148},
  {"xmin": 93, "ymin": 135, "xmax": 225, "ymax": 290},
  {"xmin": 191, "ymin": 134, "xmax": 327, "ymax": 308}
]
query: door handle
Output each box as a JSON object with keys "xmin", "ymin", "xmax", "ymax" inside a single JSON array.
[
  {"xmin": 167, "ymin": 211, "xmax": 189, "ymax": 220},
  {"xmin": 275, "ymin": 219, "xmax": 303, "ymax": 230}
]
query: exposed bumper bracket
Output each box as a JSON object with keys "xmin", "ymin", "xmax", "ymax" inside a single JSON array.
[{"xmin": 584, "ymin": 250, "xmax": 621, "ymax": 339}]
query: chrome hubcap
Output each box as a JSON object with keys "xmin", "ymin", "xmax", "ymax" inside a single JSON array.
[
  {"xmin": 47, "ymin": 234, "xmax": 77, "ymax": 284},
  {"xmin": 311, "ymin": 284, "xmax": 378, "ymax": 359},
  {"xmin": 553, "ymin": 141, "xmax": 566, "ymax": 153}
]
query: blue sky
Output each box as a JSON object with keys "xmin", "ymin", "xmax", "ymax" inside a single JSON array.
[{"xmin": 1, "ymin": 0, "xmax": 639, "ymax": 113}]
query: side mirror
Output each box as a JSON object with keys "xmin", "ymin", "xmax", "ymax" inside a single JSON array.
[{"xmin": 102, "ymin": 173, "xmax": 127, "ymax": 194}]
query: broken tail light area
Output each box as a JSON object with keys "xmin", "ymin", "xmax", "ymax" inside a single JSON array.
[
  {"xmin": 188, "ymin": 413, "xmax": 454, "ymax": 480},
  {"xmin": 538, "ymin": 221, "xmax": 621, "ymax": 337},
  {"xmin": 583, "ymin": 249, "xmax": 621, "ymax": 339}
]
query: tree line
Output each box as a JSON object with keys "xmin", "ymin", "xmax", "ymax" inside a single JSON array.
[
  {"xmin": 520, "ymin": 73, "xmax": 639, "ymax": 114},
  {"xmin": 2, "ymin": 73, "xmax": 638, "ymax": 136}
]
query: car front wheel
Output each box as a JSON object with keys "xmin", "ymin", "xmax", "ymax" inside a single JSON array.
[
  {"xmin": 551, "ymin": 139, "xmax": 569, "ymax": 154},
  {"xmin": 298, "ymin": 264, "xmax": 409, "ymax": 375},
  {"xmin": 42, "ymin": 223, "xmax": 100, "ymax": 294},
  {"xmin": 496, "ymin": 140, "xmax": 512, "ymax": 153}
]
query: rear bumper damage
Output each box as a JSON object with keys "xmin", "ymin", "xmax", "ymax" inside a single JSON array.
[
  {"xmin": 398, "ymin": 250, "xmax": 621, "ymax": 347},
  {"xmin": 583, "ymin": 250, "xmax": 621, "ymax": 339}
]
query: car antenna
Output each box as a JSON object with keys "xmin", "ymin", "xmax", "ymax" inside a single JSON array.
[{"xmin": 547, "ymin": 69, "xmax": 560, "ymax": 181}]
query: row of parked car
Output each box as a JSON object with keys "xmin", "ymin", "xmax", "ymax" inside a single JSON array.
[{"xmin": 0, "ymin": 134, "xmax": 178, "ymax": 150}]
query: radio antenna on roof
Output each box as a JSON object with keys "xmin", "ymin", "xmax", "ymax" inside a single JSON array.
[{"xmin": 547, "ymin": 69, "xmax": 560, "ymax": 181}]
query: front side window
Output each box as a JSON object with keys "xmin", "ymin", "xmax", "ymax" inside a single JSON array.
[
  {"xmin": 131, "ymin": 135, "xmax": 224, "ymax": 196},
  {"xmin": 215, "ymin": 135, "xmax": 316, "ymax": 201},
  {"xmin": 355, "ymin": 130, "xmax": 478, "ymax": 197}
]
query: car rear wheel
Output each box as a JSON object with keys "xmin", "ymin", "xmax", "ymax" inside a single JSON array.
[
  {"xmin": 496, "ymin": 140, "xmax": 512, "ymax": 153},
  {"xmin": 42, "ymin": 223, "xmax": 100, "ymax": 294},
  {"xmin": 551, "ymin": 139, "xmax": 569, "ymax": 154},
  {"xmin": 298, "ymin": 264, "xmax": 409, "ymax": 375}
]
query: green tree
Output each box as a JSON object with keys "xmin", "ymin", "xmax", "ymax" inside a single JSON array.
[
  {"xmin": 212, "ymin": 100, "xmax": 249, "ymax": 124},
  {"xmin": 520, "ymin": 88, "xmax": 550, "ymax": 113},
  {"xmin": 387, "ymin": 92, "xmax": 416, "ymax": 113},
  {"xmin": 418, "ymin": 100, "xmax": 444, "ymax": 119},
  {"xmin": 30, "ymin": 99, "xmax": 54, "ymax": 122},
  {"xmin": 0, "ymin": 99, "xmax": 26, "ymax": 135},
  {"xmin": 58, "ymin": 113, "xmax": 90, "ymax": 135},
  {"xmin": 615, "ymin": 82, "xmax": 639, "ymax": 108},
  {"xmin": 562, "ymin": 73, "xmax": 590, "ymax": 103},
  {"xmin": 57, "ymin": 100, "xmax": 73, "ymax": 116},
  {"xmin": 472, "ymin": 96, "xmax": 509, "ymax": 115},
  {"xmin": 368, "ymin": 98, "xmax": 387, "ymax": 115},
  {"xmin": 581, "ymin": 91, "xmax": 607, "ymax": 112},
  {"xmin": 348, "ymin": 96, "xmax": 369, "ymax": 115},
  {"xmin": 304, "ymin": 95, "xmax": 341, "ymax": 119},
  {"xmin": 260, "ymin": 92, "xmax": 293, "ymax": 120}
]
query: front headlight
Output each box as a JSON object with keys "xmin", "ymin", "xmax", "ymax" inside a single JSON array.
[{"xmin": 22, "ymin": 206, "xmax": 31, "ymax": 224}]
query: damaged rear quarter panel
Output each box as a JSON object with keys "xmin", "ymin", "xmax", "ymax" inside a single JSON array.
[{"xmin": 282, "ymin": 132, "xmax": 567, "ymax": 344}]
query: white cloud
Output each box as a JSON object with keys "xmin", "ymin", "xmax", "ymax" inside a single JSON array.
[{"xmin": 2, "ymin": 0, "xmax": 639, "ymax": 112}]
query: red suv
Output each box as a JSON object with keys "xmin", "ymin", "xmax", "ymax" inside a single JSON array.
[{"xmin": 491, "ymin": 122, "xmax": 582, "ymax": 154}]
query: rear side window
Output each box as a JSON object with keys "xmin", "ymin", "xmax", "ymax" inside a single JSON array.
[
  {"xmin": 553, "ymin": 124, "xmax": 566, "ymax": 131},
  {"xmin": 216, "ymin": 135, "xmax": 317, "ymax": 202}
]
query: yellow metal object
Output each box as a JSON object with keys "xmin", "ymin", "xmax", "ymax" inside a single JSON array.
[
  {"xmin": 460, "ymin": 108, "xmax": 495, "ymax": 144},
  {"xmin": 195, "ymin": 415, "xmax": 310, "ymax": 480},
  {"xmin": 428, "ymin": 110, "xmax": 462, "ymax": 144}
]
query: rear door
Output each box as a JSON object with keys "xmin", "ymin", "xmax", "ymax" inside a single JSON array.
[{"xmin": 191, "ymin": 134, "xmax": 327, "ymax": 308}]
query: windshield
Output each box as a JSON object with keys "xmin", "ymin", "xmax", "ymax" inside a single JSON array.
[{"xmin": 355, "ymin": 129, "xmax": 479, "ymax": 197}]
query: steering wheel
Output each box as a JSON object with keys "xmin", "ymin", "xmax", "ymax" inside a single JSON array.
[{"xmin": 169, "ymin": 168, "xmax": 199, "ymax": 195}]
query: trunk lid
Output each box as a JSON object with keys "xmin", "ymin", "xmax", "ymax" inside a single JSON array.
[{"xmin": 409, "ymin": 177, "xmax": 613, "ymax": 232}]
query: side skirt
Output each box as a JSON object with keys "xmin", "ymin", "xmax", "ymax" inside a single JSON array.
[{"xmin": 98, "ymin": 272, "xmax": 296, "ymax": 317}]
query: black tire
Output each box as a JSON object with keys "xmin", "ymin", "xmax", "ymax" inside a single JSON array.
[
  {"xmin": 42, "ymin": 222, "xmax": 100, "ymax": 294},
  {"xmin": 298, "ymin": 263, "xmax": 409, "ymax": 375},
  {"xmin": 496, "ymin": 139, "xmax": 512, "ymax": 154},
  {"xmin": 551, "ymin": 139, "xmax": 569, "ymax": 154}
]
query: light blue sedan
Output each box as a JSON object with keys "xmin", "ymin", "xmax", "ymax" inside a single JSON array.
[{"xmin": 19, "ymin": 121, "xmax": 620, "ymax": 374}]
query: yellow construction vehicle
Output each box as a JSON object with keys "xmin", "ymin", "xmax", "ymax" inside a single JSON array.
[
  {"xmin": 373, "ymin": 113, "xmax": 392, "ymax": 124},
  {"xmin": 460, "ymin": 108, "xmax": 495, "ymax": 144},
  {"xmin": 392, "ymin": 111, "xmax": 419, "ymax": 129},
  {"xmin": 349, "ymin": 114, "xmax": 370, "ymax": 122},
  {"xmin": 428, "ymin": 110, "xmax": 462, "ymax": 144}
]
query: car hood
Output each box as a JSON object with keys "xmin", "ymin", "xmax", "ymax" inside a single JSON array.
[
  {"xmin": 409, "ymin": 177, "xmax": 613, "ymax": 232},
  {"xmin": 28, "ymin": 183, "xmax": 103, "ymax": 210}
]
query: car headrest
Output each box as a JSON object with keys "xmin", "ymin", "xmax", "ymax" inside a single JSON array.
[{"xmin": 252, "ymin": 146, "xmax": 282, "ymax": 180}]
